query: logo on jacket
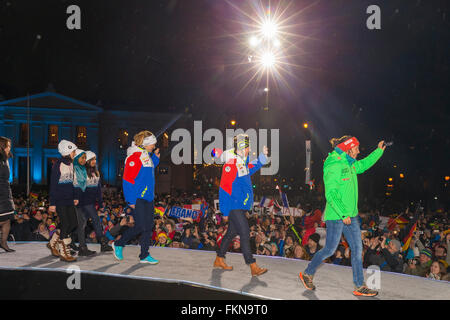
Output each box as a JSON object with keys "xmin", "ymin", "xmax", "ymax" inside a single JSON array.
[
  {"xmin": 129, "ymin": 161, "xmax": 135, "ymax": 167},
  {"xmin": 225, "ymin": 166, "xmax": 231, "ymax": 173},
  {"xmin": 141, "ymin": 186, "xmax": 148, "ymax": 198},
  {"xmin": 243, "ymin": 193, "xmax": 249, "ymax": 206}
]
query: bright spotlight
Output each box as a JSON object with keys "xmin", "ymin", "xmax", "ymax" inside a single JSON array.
[
  {"xmin": 264, "ymin": 87, "xmax": 269, "ymax": 92},
  {"xmin": 273, "ymin": 39, "xmax": 281, "ymax": 48},
  {"xmin": 249, "ymin": 36, "xmax": 259, "ymax": 47},
  {"xmin": 261, "ymin": 20, "xmax": 277, "ymax": 38},
  {"xmin": 261, "ymin": 52, "xmax": 275, "ymax": 68}
]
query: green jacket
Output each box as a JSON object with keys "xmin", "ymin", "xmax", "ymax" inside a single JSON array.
[{"xmin": 323, "ymin": 147, "xmax": 384, "ymax": 221}]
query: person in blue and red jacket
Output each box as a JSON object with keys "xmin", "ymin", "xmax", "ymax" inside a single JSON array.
[
  {"xmin": 213, "ymin": 134, "xmax": 269, "ymax": 276},
  {"xmin": 112, "ymin": 130, "xmax": 160, "ymax": 264}
]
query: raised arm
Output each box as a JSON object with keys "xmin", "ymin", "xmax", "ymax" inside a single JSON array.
[{"xmin": 354, "ymin": 141, "xmax": 385, "ymax": 174}]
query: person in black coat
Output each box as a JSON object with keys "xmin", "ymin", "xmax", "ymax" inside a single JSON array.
[{"xmin": 0, "ymin": 136, "xmax": 15, "ymax": 252}]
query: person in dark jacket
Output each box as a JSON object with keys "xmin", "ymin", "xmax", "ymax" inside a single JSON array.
[
  {"xmin": 47, "ymin": 140, "xmax": 78, "ymax": 262},
  {"xmin": 364, "ymin": 237, "xmax": 404, "ymax": 273},
  {"xmin": 73, "ymin": 149, "xmax": 96, "ymax": 256},
  {"xmin": 75, "ymin": 150, "xmax": 112, "ymax": 253},
  {"xmin": 0, "ymin": 136, "xmax": 15, "ymax": 252}
]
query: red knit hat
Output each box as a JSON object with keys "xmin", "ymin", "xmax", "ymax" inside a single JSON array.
[{"xmin": 337, "ymin": 137, "xmax": 360, "ymax": 152}]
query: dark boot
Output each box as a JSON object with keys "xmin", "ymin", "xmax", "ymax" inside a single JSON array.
[
  {"xmin": 69, "ymin": 242, "xmax": 80, "ymax": 252},
  {"xmin": 100, "ymin": 236, "xmax": 113, "ymax": 252},
  {"xmin": 78, "ymin": 245, "xmax": 96, "ymax": 257}
]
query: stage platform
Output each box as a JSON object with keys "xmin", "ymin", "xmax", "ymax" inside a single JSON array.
[{"xmin": 0, "ymin": 242, "xmax": 449, "ymax": 300}]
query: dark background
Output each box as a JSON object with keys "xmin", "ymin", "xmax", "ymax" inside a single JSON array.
[{"xmin": 0, "ymin": 0, "xmax": 448, "ymax": 210}]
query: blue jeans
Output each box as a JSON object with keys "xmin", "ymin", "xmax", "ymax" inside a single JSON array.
[
  {"xmin": 304, "ymin": 216, "xmax": 364, "ymax": 288},
  {"xmin": 115, "ymin": 199, "xmax": 154, "ymax": 260}
]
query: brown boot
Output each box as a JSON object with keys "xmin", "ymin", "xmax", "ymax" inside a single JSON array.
[
  {"xmin": 250, "ymin": 262, "xmax": 267, "ymax": 276},
  {"xmin": 213, "ymin": 256, "xmax": 233, "ymax": 270},
  {"xmin": 58, "ymin": 238, "xmax": 77, "ymax": 262},
  {"xmin": 47, "ymin": 231, "xmax": 60, "ymax": 257}
]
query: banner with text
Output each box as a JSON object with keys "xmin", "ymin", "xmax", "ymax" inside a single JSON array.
[{"xmin": 168, "ymin": 206, "xmax": 202, "ymax": 220}]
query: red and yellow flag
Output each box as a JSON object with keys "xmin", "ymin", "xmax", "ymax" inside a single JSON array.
[
  {"xmin": 154, "ymin": 206, "xmax": 165, "ymax": 217},
  {"xmin": 402, "ymin": 222, "xmax": 417, "ymax": 252}
]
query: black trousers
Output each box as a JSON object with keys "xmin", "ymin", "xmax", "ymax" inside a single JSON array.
[
  {"xmin": 75, "ymin": 204, "xmax": 104, "ymax": 247},
  {"xmin": 115, "ymin": 199, "xmax": 154, "ymax": 260},
  {"xmin": 56, "ymin": 205, "xmax": 78, "ymax": 240},
  {"xmin": 217, "ymin": 209, "xmax": 255, "ymax": 265}
]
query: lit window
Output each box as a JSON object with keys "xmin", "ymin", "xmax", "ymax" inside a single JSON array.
[
  {"xmin": 76, "ymin": 126, "xmax": 87, "ymax": 146},
  {"xmin": 48, "ymin": 125, "xmax": 58, "ymax": 146}
]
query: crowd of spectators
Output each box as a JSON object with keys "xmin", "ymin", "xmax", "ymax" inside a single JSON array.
[{"xmin": 8, "ymin": 187, "xmax": 450, "ymax": 282}]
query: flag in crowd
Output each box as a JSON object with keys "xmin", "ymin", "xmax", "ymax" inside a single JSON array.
[
  {"xmin": 259, "ymin": 196, "xmax": 274, "ymax": 208},
  {"xmin": 402, "ymin": 222, "xmax": 418, "ymax": 252},
  {"xmin": 155, "ymin": 206, "xmax": 166, "ymax": 217}
]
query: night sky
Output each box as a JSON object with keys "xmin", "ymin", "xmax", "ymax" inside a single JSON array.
[{"xmin": 1, "ymin": 0, "xmax": 449, "ymax": 204}]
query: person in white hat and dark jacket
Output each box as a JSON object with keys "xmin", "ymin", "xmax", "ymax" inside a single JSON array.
[
  {"xmin": 47, "ymin": 140, "xmax": 79, "ymax": 262},
  {"xmin": 75, "ymin": 150, "xmax": 112, "ymax": 253}
]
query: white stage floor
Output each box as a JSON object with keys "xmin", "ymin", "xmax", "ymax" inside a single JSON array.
[{"xmin": 1, "ymin": 242, "xmax": 449, "ymax": 300}]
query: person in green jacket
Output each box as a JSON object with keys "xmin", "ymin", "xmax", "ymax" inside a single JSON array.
[{"xmin": 299, "ymin": 135, "xmax": 386, "ymax": 297}]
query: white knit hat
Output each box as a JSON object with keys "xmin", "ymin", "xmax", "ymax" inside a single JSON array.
[
  {"xmin": 75, "ymin": 149, "xmax": 85, "ymax": 157},
  {"xmin": 58, "ymin": 140, "xmax": 77, "ymax": 156},
  {"xmin": 142, "ymin": 134, "xmax": 157, "ymax": 146},
  {"xmin": 85, "ymin": 151, "xmax": 96, "ymax": 161}
]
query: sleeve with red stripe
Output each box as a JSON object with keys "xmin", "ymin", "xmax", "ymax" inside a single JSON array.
[
  {"xmin": 123, "ymin": 152, "xmax": 142, "ymax": 184},
  {"xmin": 219, "ymin": 159, "xmax": 237, "ymax": 195}
]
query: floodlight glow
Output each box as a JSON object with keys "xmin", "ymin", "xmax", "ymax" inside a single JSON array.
[
  {"xmin": 261, "ymin": 52, "xmax": 275, "ymax": 68},
  {"xmin": 261, "ymin": 20, "xmax": 277, "ymax": 38},
  {"xmin": 249, "ymin": 36, "xmax": 259, "ymax": 47},
  {"xmin": 273, "ymin": 39, "xmax": 281, "ymax": 48}
]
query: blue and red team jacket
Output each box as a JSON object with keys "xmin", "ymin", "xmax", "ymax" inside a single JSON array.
[
  {"xmin": 122, "ymin": 143, "xmax": 159, "ymax": 205},
  {"xmin": 219, "ymin": 150, "xmax": 268, "ymax": 216}
]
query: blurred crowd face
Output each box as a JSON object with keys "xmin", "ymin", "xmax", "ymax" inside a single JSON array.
[
  {"xmin": 307, "ymin": 238, "xmax": 317, "ymax": 249},
  {"xmin": 430, "ymin": 261, "xmax": 441, "ymax": 275},
  {"xmin": 159, "ymin": 236, "xmax": 167, "ymax": 245},
  {"xmin": 294, "ymin": 245, "xmax": 305, "ymax": 259},
  {"xmin": 232, "ymin": 241, "xmax": 240, "ymax": 250},
  {"xmin": 387, "ymin": 241, "xmax": 398, "ymax": 253},
  {"xmin": 435, "ymin": 246, "xmax": 446, "ymax": 259},
  {"xmin": 285, "ymin": 236, "xmax": 294, "ymax": 246},
  {"xmin": 420, "ymin": 253, "xmax": 431, "ymax": 264},
  {"xmin": 271, "ymin": 243, "xmax": 278, "ymax": 255}
]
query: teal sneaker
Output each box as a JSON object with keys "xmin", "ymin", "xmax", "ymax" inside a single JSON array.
[
  {"xmin": 112, "ymin": 243, "xmax": 123, "ymax": 261},
  {"xmin": 140, "ymin": 254, "xmax": 159, "ymax": 265}
]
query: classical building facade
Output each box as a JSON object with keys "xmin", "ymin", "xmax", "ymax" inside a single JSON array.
[{"xmin": 0, "ymin": 91, "xmax": 192, "ymax": 193}]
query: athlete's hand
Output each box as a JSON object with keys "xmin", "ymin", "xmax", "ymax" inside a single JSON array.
[
  {"xmin": 263, "ymin": 146, "xmax": 269, "ymax": 156},
  {"xmin": 154, "ymin": 148, "xmax": 160, "ymax": 158},
  {"xmin": 378, "ymin": 141, "xmax": 386, "ymax": 151},
  {"xmin": 343, "ymin": 217, "xmax": 351, "ymax": 225},
  {"xmin": 74, "ymin": 199, "xmax": 79, "ymax": 206}
]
